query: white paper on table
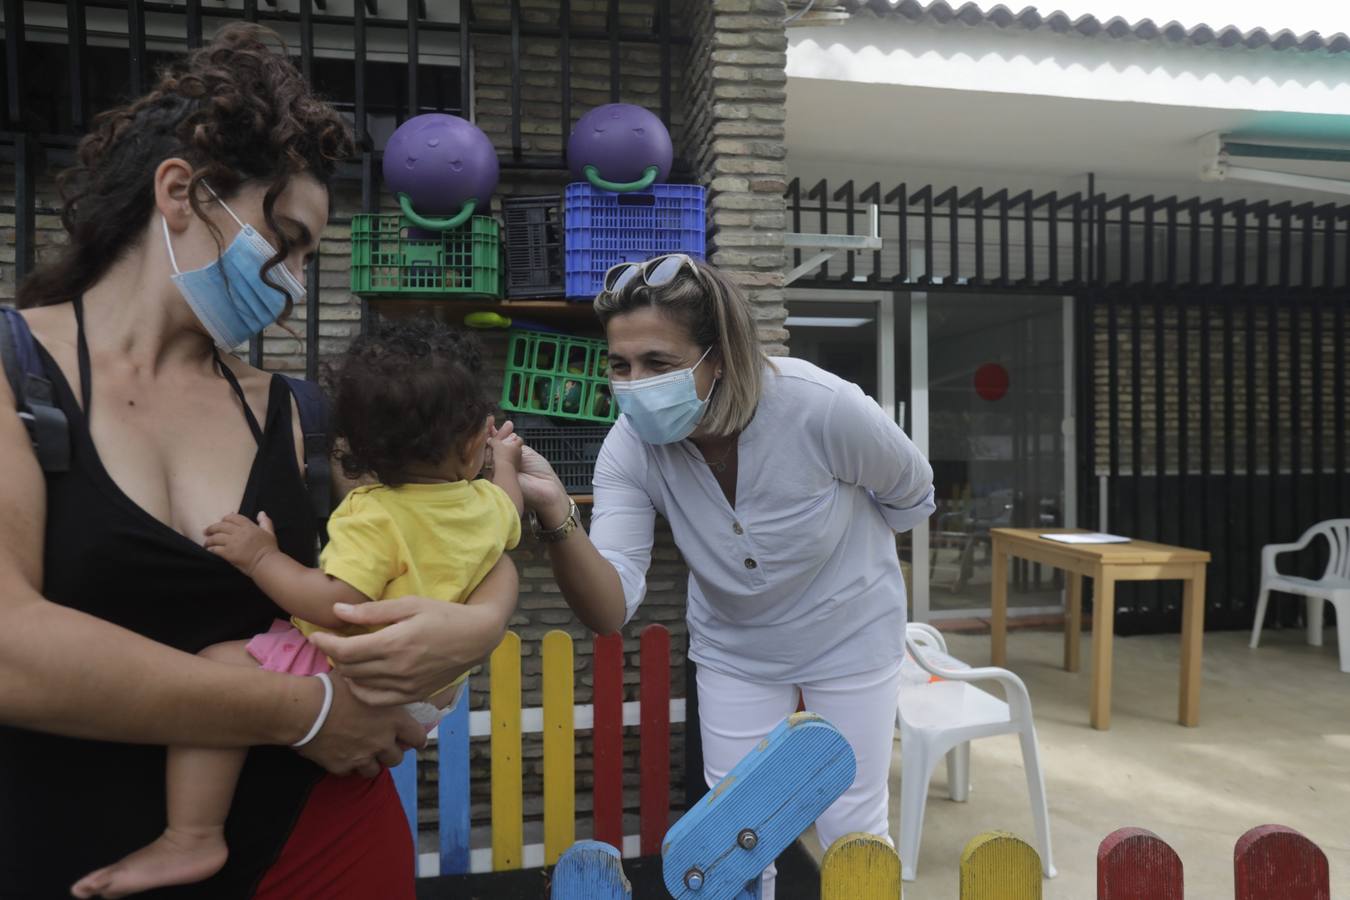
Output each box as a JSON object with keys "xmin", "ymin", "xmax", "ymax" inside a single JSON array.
[{"xmin": 1039, "ymin": 532, "xmax": 1131, "ymax": 544}]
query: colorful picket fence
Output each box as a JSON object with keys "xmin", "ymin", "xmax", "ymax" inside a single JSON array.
[
  {"xmin": 547, "ymin": 715, "xmax": 1334, "ymax": 900},
  {"xmin": 391, "ymin": 624, "xmax": 684, "ymax": 876},
  {"xmin": 1095, "ymin": 823, "xmax": 1332, "ymax": 900}
]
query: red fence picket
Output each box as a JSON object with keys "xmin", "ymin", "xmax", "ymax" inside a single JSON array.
[
  {"xmin": 1097, "ymin": 827, "xmax": 1183, "ymax": 900},
  {"xmin": 592, "ymin": 633, "xmax": 625, "ymax": 851},
  {"xmin": 638, "ymin": 625, "xmax": 671, "ymax": 855},
  {"xmin": 1234, "ymin": 824, "xmax": 1330, "ymax": 900}
]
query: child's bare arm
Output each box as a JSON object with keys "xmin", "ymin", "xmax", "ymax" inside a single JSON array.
[
  {"xmin": 248, "ymin": 554, "xmax": 370, "ymax": 630},
  {"xmin": 491, "ymin": 458, "xmax": 524, "ymax": 518},
  {"xmin": 489, "ymin": 432, "xmax": 526, "ymax": 518},
  {"xmin": 205, "ymin": 513, "xmax": 369, "ymax": 629}
]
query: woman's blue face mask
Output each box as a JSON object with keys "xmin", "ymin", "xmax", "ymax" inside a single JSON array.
[
  {"xmin": 610, "ymin": 346, "xmax": 715, "ymax": 445},
  {"xmin": 162, "ymin": 187, "xmax": 306, "ymax": 350}
]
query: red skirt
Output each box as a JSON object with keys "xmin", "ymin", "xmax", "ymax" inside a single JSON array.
[{"xmin": 253, "ymin": 768, "xmax": 415, "ymax": 899}]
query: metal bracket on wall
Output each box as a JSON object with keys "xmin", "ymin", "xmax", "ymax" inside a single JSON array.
[
  {"xmin": 1199, "ymin": 132, "xmax": 1350, "ymax": 198},
  {"xmin": 783, "ymin": 203, "xmax": 882, "ymax": 286}
]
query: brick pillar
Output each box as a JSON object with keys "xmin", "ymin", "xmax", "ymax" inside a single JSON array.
[{"xmin": 685, "ymin": 0, "xmax": 790, "ymax": 355}]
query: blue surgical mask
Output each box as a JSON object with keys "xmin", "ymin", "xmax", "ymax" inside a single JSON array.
[
  {"xmin": 611, "ymin": 346, "xmax": 715, "ymax": 444},
  {"xmin": 162, "ymin": 188, "xmax": 306, "ymax": 350}
]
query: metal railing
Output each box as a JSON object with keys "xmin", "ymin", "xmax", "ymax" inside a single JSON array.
[
  {"xmin": 1, "ymin": 0, "xmax": 685, "ymax": 375},
  {"xmin": 787, "ymin": 177, "xmax": 1350, "ymax": 292}
]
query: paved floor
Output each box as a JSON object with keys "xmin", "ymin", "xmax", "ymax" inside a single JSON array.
[{"xmin": 801, "ymin": 627, "xmax": 1350, "ymax": 898}]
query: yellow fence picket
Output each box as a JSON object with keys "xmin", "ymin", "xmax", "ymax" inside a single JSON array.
[
  {"xmin": 490, "ymin": 631, "xmax": 523, "ymax": 871},
  {"xmin": 959, "ymin": 831, "xmax": 1042, "ymax": 900},
  {"xmin": 542, "ymin": 630, "xmax": 576, "ymax": 865},
  {"xmin": 821, "ymin": 832, "xmax": 902, "ymax": 900}
]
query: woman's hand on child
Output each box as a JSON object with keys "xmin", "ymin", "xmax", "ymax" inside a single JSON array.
[
  {"xmin": 204, "ymin": 512, "xmax": 279, "ymax": 576},
  {"xmin": 309, "ymin": 596, "xmax": 503, "ymax": 706},
  {"xmin": 516, "ymin": 444, "xmax": 570, "ymax": 525},
  {"xmin": 294, "ymin": 670, "xmax": 426, "ymax": 777}
]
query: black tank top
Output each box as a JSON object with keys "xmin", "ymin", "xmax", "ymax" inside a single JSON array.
[{"xmin": 0, "ymin": 299, "xmax": 324, "ymax": 899}]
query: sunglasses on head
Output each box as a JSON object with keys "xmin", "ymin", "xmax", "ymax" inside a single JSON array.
[{"xmin": 601, "ymin": 253, "xmax": 703, "ymax": 295}]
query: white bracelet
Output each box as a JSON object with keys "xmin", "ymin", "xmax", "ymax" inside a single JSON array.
[{"xmin": 291, "ymin": 672, "xmax": 333, "ymax": 748}]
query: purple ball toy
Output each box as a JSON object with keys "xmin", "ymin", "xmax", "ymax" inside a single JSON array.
[
  {"xmin": 567, "ymin": 104, "xmax": 672, "ymax": 191},
  {"xmin": 383, "ymin": 114, "xmax": 498, "ymax": 228}
]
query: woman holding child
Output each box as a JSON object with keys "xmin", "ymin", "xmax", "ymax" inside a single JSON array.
[{"xmin": 0, "ymin": 25, "xmax": 519, "ymax": 899}]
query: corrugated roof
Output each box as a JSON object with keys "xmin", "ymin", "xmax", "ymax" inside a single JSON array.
[{"xmin": 835, "ymin": 1, "xmax": 1350, "ymax": 53}]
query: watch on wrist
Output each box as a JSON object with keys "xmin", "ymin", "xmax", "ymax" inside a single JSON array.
[{"xmin": 530, "ymin": 498, "xmax": 579, "ymax": 543}]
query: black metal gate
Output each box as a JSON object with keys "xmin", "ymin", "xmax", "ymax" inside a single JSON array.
[{"xmin": 788, "ymin": 177, "xmax": 1350, "ymax": 633}]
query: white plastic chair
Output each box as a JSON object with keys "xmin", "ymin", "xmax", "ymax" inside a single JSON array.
[
  {"xmin": 1250, "ymin": 518, "xmax": 1350, "ymax": 673},
  {"xmin": 895, "ymin": 623, "xmax": 1055, "ymax": 882}
]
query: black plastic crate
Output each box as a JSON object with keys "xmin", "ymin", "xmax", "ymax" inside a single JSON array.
[
  {"xmin": 514, "ymin": 417, "xmax": 611, "ymax": 494},
  {"xmin": 503, "ymin": 195, "xmax": 564, "ymax": 298}
]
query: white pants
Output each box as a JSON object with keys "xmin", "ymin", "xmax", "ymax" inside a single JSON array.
[{"xmin": 697, "ymin": 660, "xmax": 904, "ymax": 900}]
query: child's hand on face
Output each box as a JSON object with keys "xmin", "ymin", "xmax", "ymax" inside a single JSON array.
[{"xmin": 205, "ymin": 512, "xmax": 279, "ymax": 577}]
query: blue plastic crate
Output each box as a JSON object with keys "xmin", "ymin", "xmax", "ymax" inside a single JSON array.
[{"xmin": 563, "ymin": 182, "xmax": 706, "ymax": 298}]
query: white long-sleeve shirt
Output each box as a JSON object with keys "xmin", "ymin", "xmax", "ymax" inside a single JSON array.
[{"xmin": 589, "ymin": 357, "xmax": 935, "ymax": 683}]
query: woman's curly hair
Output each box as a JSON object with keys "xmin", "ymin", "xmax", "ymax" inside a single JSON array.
[
  {"xmin": 331, "ymin": 318, "xmax": 493, "ymax": 487},
  {"xmin": 17, "ymin": 23, "xmax": 354, "ymax": 309}
]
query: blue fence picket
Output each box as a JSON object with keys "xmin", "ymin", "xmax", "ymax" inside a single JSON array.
[
  {"xmin": 391, "ymin": 747, "xmax": 419, "ymax": 875},
  {"xmin": 550, "ymin": 840, "xmax": 632, "ymax": 899},
  {"xmin": 438, "ymin": 681, "xmax": 472, "ymax": 875}
]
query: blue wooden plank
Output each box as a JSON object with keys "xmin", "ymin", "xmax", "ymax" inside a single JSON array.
[
  {"xmin": 391, "ymin": 747, "xmax": 419, "ymax": 875},
  {"xmin": 550, "ymin": 840, "xmax": 632, "ymax": 899},
  {"xmin": 438, "ymin": 679, "xmax": 472, "ymax": 875},
  {"xmin": 662, "ymin": 713, "xmax": 855, "ymax": 900}
]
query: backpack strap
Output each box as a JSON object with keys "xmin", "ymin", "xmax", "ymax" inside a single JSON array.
[
  {"xmin": 0, "ymin": 308, "xmax": 70, "ymax": 473},
  {"xmin": 281, "ymin": 374, "xmax": 332, "ymax": 546}
]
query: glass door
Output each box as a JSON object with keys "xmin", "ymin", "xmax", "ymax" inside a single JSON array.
[
  {"xmin": 919, "ymin": 292, "xmax": 1073, "ymax": 617},
  {"xmin": 784, "ymin": 299, "xmax": 880, "ymax": 396},
  {"xmin": 786, "ymin": 289, "xmax": 1074, "ymax": 621}
]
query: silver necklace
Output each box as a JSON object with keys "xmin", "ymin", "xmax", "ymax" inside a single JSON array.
[{"xmin": 704, "ymin": 440, "xmax": 736, "ymax": 474}]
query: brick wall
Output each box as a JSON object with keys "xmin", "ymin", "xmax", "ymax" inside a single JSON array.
[
  {"xmin": 684, "ymin": 0, "xmax": 791, "ymax": 356},
  {"xmin": 0, "ymin": 165, "xmax": 60, "ymax": 303}
]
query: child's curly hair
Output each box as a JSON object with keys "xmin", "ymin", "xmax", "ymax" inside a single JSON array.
[
  {"xmin": 19, "ymin": 22, "xmax": 353, "ymax": 309},
  {"xmin": 331, "ymin": 318, "xmax": 493, "ymax": 487}
]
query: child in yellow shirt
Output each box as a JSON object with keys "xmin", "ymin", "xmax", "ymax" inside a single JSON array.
[{"xmin": 80, "ymin": 319, "xmax": 522, "ymax": 896}]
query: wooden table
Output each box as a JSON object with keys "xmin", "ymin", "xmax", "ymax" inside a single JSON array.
[{"xmin": 990, "ymin": 528, "xmax": 1211, "ymax": 730}]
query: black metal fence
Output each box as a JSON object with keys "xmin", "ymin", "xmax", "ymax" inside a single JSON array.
[
  {"xmin": 788, "ymin": 176, "xmax": 1350, "ymax": 633},
  {"xmin": 1, "ymin": 0, "xmax": 683, "ymax": 375},
  {"xmin": 1089, "ymin": 291, "xmax": 1348, "ymax": 633},
  {"xmin": 787, "ymin": 177, "xmax": 1350, "ymax": 292}
]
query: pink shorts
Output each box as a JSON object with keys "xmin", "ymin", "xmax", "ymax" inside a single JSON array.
[
  {"xmin": 246, "ymin": 619, "xmax": 452, "ymax": 734},
  {"xmin": 246, "ymin": 619, "xmax": 332, "ymax": 676}
]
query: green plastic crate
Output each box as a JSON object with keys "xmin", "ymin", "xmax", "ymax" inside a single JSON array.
[
  {"xmin": 350, "ymin": 214, "xmax": 501, "ymax": 297},
  {"xmin": 500, "ymin": 329, "xmax": 617, "ymax": 424}
]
